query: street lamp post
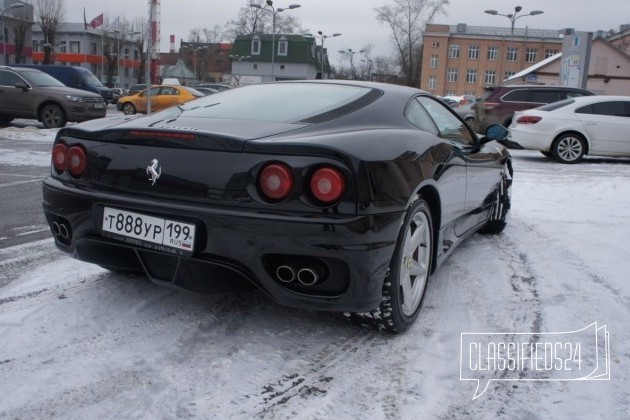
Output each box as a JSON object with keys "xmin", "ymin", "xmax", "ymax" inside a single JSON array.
[
  {"xmin": 313, "ymin": 31, "xmax": 341, "ymax": 79},
  {"xmin": 338, "ymin": 48, "xmax": 365, "ymax": 80},
  {"xmin": 1, "ymin": 3, "xmax": 24, "ymax": 65},
  {"xmin": 484, "ymin": 6, "xmax": 544, "ymax": 76},
  {"xmin": 361, "ymin": 59, "xmax": 373, "ymax": 81},
  {"xmin": 250, "ymin": 1, "xmax": 301, "ymax": 81},
  {"xmin": 229, "ymin": 54, "xmax": 250, "ymax": 86}
]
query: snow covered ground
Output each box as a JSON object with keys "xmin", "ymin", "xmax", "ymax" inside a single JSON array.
[{"xmin": 0, "ymin": 124, "xmax": 628, "ymax": 419}]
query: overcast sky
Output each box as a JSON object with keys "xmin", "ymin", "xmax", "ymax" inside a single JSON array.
[{"xmin": 65, "ymin": 0, "xmax": 630, "ymax": 62}]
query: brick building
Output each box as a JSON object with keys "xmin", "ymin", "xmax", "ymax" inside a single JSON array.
[{"xmin": 421, "ymin": 23, "xmax": 564, "ymax": 97}]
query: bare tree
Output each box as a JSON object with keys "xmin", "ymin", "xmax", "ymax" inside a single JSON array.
[
  {"xmin": 12, "ymin": 3, "xmax": 34, "ymax": 64},
  {"xmin": 33, "ymin": 0, "xmax": 66, "ymax": 64},
  {"xmin": 375, "ymin": 0, "xmax": 449, "ymax": 87},
  {"xmin": 224, "ymin": 0, "xmax": 307, "ymax": 39},
  {"xmin": 187, "ymin": 25, "xmax": 225, "ymax": 44},
  {"xmin": 133, "ymin": 18, "xmax": 147, "ymax": 84},
  {"xmin": 102, "ymin": 17, "xmax": 136, "ymax": 87}
]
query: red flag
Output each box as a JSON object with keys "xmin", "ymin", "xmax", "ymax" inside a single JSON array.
[{"xmin": 90, "ymin": 13, "xmax": 104, "ymax": 29}]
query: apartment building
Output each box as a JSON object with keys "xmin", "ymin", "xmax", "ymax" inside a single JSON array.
[{"xmin": 421, "ymin": 23, "xmax": 564, "ymax": 97}]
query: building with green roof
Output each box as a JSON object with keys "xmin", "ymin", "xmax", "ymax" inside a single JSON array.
[{"xmin": 229, "ymin": 33, "xmax": 333, "ymax": 84}]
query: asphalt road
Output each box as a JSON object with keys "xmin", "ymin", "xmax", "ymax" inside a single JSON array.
[{"xmin": 0, "ymin": 138, "xmax": 51, "ymax": 249}]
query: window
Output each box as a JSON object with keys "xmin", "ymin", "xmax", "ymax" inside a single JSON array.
[
  {"xmin": 448, "ymin": 44, "xmax": 460, "ymax": 59},
  {"xmin": 576, "ymin": 101, "xmax": 630, "ymax": 117},
  {"xmin": 253, "ymin": 63, "xmax": 258, "ymax": 70},
  {"xmin": 487, "ymin": 46, "xmax": 498, "ymax": 60},
  {"xmin": 416, "ymin": 96, "xmax": 475, "ymax": 146},
  {"xmin": 278, "ymin": 37, "xmax": 288, "ymax": 56},
  {"xmin": 70, "ymin": 41, "xmax": 80, "ymax": 53},
  {"xmin": 432, "ymin": 41, "xmax": 440, "ymax": 48},
  {"xmin": 530, "ymin": 91, "xmax": 562, "ymax": 103},
  {"xmin": 428, "ymin": 76, "xmax": 437, "ymax": 90},
  {"xmin": 526, "ymin": 48, "xmax": 538, "ymax": 63},
  {"xmin": 445, "ymin": 90, "xmax": 456, "ymax": 96},
  {"xmin": 90, "ymin": 42, "xmax": 97, "ymax": 55},
  {"xmin": 405, "ymin": 98, "xmax": 439, "ymax": 135},
  {"xmin": 507, "ymin": 47, "xmax": 517, "ymax": 62},
  {"xmin": 59, "ymin": 41, "xmax": 67, "ymax": 53},
  {"xmin": 446, "ymin": 68, "xmax": 458, "ymax": 82},
  {"xmin": 468, "ymin": 45, "xmax": 479, "ymax": 60},
  {"xmin": 0, "ymin": 70, "xmax": 24, "ymax": 87},
  {"xmin": 485, "ymin": 70, "xmax": 496, "ymax": 85},
  {"xmin": 430, "ymin": 54, "xmax": 438, "ymax": 68},
  {"xmin": 280, "ymin": 64, "xmax": 286, "ymax": 71},
  {"xmin": 251, "ymin": 37, "xmax": 261, "ymax": 55},
  {"xmin": 504, "ymin": 71, "xmax": 515, "ymax": 80},
  {"xmin": 545, "ymin": 49, "xmax": 558, "ymax": 58},
  {"xmin": 466, "ymin": 69, "xmax": 477, "ymax": 84},
  {"xmin": 32, "ymin": 40, "xmax": 39, "ymax": 52}
]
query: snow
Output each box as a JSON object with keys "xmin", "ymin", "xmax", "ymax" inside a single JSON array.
[{"xmin": 1, "ymin": 124, "xmax": 629, "ymax": 419}]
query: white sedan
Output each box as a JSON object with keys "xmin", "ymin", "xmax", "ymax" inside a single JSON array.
[{"xmin": 508, "ymin": 95, "xmax": 630, "ymax": 163}]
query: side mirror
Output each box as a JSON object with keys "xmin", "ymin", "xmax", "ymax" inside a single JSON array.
[
  {"xmin": 480, "ymin": 124, "xmax": 508, "ymax": 144},
  {"xmin": 14, "ymin": 82, "xmax": 29, "ymax": 91}
]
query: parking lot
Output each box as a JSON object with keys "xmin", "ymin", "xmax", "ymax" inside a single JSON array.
[{"xmin": 0, "ymin": 121, "xmax": 628, "ymax": 419}]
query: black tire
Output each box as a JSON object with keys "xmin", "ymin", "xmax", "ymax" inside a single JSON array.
[
  {"xmin": 551, "ymin": 133, "xmax": 586, "ymax": 163},
  {"xmin": 540, "ymin": 151, "xmax": 553, "ymax": 159},
  {"xmin": 0, "ymin": 115, "xmax": 14, "ymax": 125},
  {"xmin": 347, "ymin": 198, "xmax": 433, "ymax": 333},
  {"xmin": 40, "ymin": 104, "xmax": 66, "ymax": 128},
  {"xmin": 121, "ymin": 102, "xmax": 136, "ymax": 115},
  {"xmin": 479, "ymin": 170, "xmax": 512, "ymax": 235}
]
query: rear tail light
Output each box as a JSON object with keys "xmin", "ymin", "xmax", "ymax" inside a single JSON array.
[
  {"xmin": 51, "ymin": 143, "xmax": 87, "ymax": 177},
  {"xmin": 52, "ymin": 143, "xmax": 67, "ymax": 172},
  {"xmin": 66, "ymin": 146, "xmax": 87, "ymax": 176},
  {"xmin": 310, "ymin": 167, "xmax": 346, "ymax": 204},
  {"xmin": 516, "ymin": 115, "xmax": 542, "ymax": 124},
  {"xmin": 259, "ymin": 163, "xmax": 294, "ymax": 201}
]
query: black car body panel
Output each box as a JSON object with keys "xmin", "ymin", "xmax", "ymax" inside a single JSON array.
[{"xmin": 42, "ymin": 80, "xmax": 511, "ymax": 314}]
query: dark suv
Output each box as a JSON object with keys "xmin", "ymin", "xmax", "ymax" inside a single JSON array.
[
  {"xmin": 0, "ymin": 66, "xmax": 106, "ymax": 128},
  {"xmin": 473, "ymin": 85, "xmax": 594, "ymax": 132}
]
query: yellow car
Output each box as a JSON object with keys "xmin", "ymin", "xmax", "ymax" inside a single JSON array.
[{"xmin": 116, "ymin": 85, "xmax": 205, "ymax": 114}]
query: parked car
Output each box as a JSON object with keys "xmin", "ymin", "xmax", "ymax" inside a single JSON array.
[
  {"xmin": 42, "ymin": 80, "xmax": 512, "ymax": 332},
  {"xmin": 0, "ymin": 66, "xmax": 106, "ymax": 128},
  {"xmin": 473, "ymin": 85, "xmax": 594, "ymax": 132},
  {"xmin": 194, "ymin": 86, "xmax": 219, "ymax": 96},
  {"xmin": 195, "ymin": 83, "xmax": 232, "ymax": 92},
  {"xmin": 116, "ymin": 85, "xmax": 205, "ymax": 114},
  {"xmin": 448, "ymin": 95, "xmax": 477, "ymax": 126},
  {"xmin": 12, "ymin": 64, "xmax": 115, "ymax": 104},
  {"xmin": 508, "ymin": 95, "xmax": 630, "ymax": 163},
  {"xmin": 128, "ymin": 84, "xmax": 147, "ymax": 95},
  {"xmin": 110, "ymin": 88, "xmax": 127, "ymax": 104}
]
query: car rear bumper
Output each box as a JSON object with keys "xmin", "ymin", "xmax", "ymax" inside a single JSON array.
[
  {"xmin": 508, "ymin": 129, "xmax": 551, "ymax": 151},
  {"xmin": 42, "ymin": 178, "xmax": 405, "ymax": 312}
]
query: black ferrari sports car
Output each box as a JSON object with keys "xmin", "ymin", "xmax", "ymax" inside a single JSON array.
[{"xmin": 42, "ymin": 80, "xmax": 512, "ymax": 332}]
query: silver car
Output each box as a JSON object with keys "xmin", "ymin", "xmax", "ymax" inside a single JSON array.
[{"xmin": 0, "ymin": 66, "xmax": 106, "ymax": 128}]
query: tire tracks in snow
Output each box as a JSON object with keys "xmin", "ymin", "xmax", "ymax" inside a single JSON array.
[{"xmin": 229, "ymin": 327, "xmax": 402, "ymax": 419}]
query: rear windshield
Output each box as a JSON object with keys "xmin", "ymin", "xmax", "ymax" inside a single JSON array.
[{"xmin": 179, "ymin": 83, "xmax": 374, "ymax": 122}]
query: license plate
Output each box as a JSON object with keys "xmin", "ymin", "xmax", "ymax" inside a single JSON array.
[
  {"xmin": 94, "ymin": 103, "xmax": 105, "ymax": 109},
  {"xmin": 102, "ymin": 207, "xmax": 195, "ymax": 255}
]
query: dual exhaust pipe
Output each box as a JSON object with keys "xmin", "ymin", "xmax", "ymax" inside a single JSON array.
[
  {"xmin": 275, "ymin": 265, "xmax": 320, "ymax": 286},
  {"xmin": 52, "ymin": 220, "xmax": 70, "ymax": 240}
]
